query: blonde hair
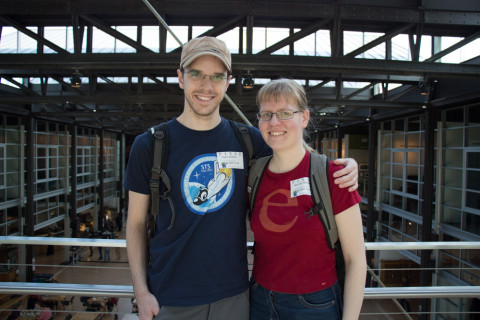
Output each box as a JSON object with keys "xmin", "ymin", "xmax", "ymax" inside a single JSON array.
[{"xmin": 256, "ymin": 78, "xmax": 315, "ymax": 153}]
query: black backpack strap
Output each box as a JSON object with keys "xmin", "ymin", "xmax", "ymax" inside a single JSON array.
[
  {"xmin": 148, "ymin": 123, "xmax": 175, "ymax": 245},
  {"xmin": 247, "ymin": 156, "xmax": 272, "ymax": 218},
  {"xmin": 229, "ymin": 119, "xmax": 254, "ymax": 166},
  {"xmin": 307, "ymin": 152, "xmax": 338, "ymax": 250}
]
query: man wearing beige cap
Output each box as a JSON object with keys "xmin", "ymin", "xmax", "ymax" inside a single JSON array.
[{"xmin": 124, "ymin": 36, "xmax": 358, "ymax": 320}]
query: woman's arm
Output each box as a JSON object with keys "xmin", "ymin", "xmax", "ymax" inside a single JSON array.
[{"xmin": 335, "ymin": 204, "xmax": 367, "ymax": 320}]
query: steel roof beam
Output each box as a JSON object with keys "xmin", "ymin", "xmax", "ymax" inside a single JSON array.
[
  {"xmin": 79, "ymin": 15, "xmax": 153, "ymax": 53},
  {"xmin": 0, "ymin": 15, "xmax": 70, "ymax": 54},
  {"xmin": 345, "ymin": 23, "xmax": 415, "ymax": 58},
  {"xmin": 257, "ymin": 19, "xmax": 332, "ymax": 55},
  {"xmin": 1, "ymin": 54, "xmax": 479, "ymax": 78}
]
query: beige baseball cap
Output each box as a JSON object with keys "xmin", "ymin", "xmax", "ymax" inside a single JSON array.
[{"xmin": 180, "ymin": 37, "xmax": 232, "ymax": 73}]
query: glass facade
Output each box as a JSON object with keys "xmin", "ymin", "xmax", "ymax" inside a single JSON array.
[{"xmin": 0, "ymin": 116, "xmax": 121, "ymax": 236}]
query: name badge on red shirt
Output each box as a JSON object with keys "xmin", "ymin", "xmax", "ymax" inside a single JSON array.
[{"xmin": 290, "ymin": 177, "xmax": 311, "ymax": 198}]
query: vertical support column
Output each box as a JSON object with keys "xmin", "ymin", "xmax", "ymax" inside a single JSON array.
[
  {"xmin": 37, "ymin": 27, "xmax": 44, "ymax": 54},
  {"xmin": 419, "ymin": 108, "xmax": 437, "ymax": 320},
  {"xmin": 289, "ymin": 28, "xmax": 294, "ymax": 55},
  {"xmin": 25, "ymin": 115, "xmax": 35, "ymax": 281},
  {"xmin": 98, "ymin": 129, "xmax": 105, "ymax": 230},
  {"xmin": 70, "ymin": 124, "xmax": 78, "ymax": 237},
  {"xmin": 239, "ymin": 25, "xmax": 244, "ymax": 54},
  {"xmin": 366, "ymin": 120, "xmax": 377, "ymax": 284},
  {"xmin": 336, "ymin": 127, "xmax": 343, "ymax": 159},
  {"xmin": 119, "ymin": 132, "xmax": 125, "ymax": 224},
  {"xmin": 137, "ymin": 24, "xmax": 142, "ymax": 52},
  {"xmin": 159, "ymin": 23, "xmax": 167, "ymax": 54},
  {"xmin": 331, "ymin": 3, "xmax": 343, "ymax": 58},
  {"xmin": 386, "ymin": 38, "xmax": 392, "ymax": 60},
  {"xmin": 246, "ymin": 15, "xmax": 253, "ymax": 55},
  {"xmin": 86, "ymin": 25, "xmax": 93, "ymax": 53},
  {"xmin": 72, "ymin": 13, "xmax": 85, "ymax": 54}
]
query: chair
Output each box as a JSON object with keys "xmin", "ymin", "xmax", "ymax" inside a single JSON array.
[
  {"xmin": 86, "ymin": 302, "xmax": 102, "ymax": 312},
  {"xmin": 80, "ymin": 296, "xmax": 90, "ymax": 309},
  {"xmin": 61, "ymin": 296, "xmax": 74, "ymax": 311},
  {"xmin": 43, "ymin": 300, "xmax": 57, "ymax": 310}
]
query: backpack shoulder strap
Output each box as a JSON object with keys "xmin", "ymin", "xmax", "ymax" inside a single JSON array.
[
  {"xmin": 308, "ymin": 152, "xmax": 338, "ymax": 250},
  {"xmin": 247, "ymin": 155, "xmax": 272, "ymax": 216},
  {"xmin": 148, "ymin": 123, "xmax": 175, "ymax": 232},
  {"xmin": 229, "ymin": 119, "xmax": 254, "ymax": 165}
]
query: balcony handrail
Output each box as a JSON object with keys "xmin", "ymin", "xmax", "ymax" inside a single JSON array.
[
  {"xmin": 0, "ymin": 282, "xmax": 478, "ymax": 299},
  {"xmin": 1, "ymin": 236, "xmax": 480, "ymax": 250},
  {"xmin": 0, "ymin": 237, "xmax": 479, "ymax": 315},
  {"xmin": 1, "ymin": 282, "xmax": 478, "ymax": 319},
  {"xmin": 0, "ymin": 282, "xmax": 134, "ymax": 298}
]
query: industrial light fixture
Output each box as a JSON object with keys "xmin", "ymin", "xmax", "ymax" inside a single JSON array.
[
  {"xmin": 242, "ymin": 73, "xmax": 254, "ymax": 89},
  {"xmin": 419, "ymin": 79, "xmax": 430, "ymax": 96},
  {"xmin": 71, "ymin": 72, "xmax": 82, "ymax": 88}
]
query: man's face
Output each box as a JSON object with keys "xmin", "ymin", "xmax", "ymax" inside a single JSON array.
[{"xmin": 178, "ymin": 55, "xmax": 232, "ymax": 119}]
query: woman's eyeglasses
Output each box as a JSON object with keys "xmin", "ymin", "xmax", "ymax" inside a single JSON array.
[{"xmin": 256, "ymin": 110, "xmax": 302, "ymax": 121}]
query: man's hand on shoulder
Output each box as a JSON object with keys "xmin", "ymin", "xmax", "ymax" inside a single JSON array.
[{"xmin": 332, "ymin": 158, "xmax": 358, "ymax": 192}]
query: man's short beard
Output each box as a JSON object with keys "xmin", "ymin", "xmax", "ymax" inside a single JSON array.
[{"xmin": 185, "ymin": 97, "xmax": 220, "ymax": 118}]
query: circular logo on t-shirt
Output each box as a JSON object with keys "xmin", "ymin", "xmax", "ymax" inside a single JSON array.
[{"xmin": 181, "ymin": 154, "xmax": 234, "ymax": 215}]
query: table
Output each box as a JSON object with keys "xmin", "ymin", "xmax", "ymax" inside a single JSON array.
[
  {"xmin": 86, "ymin": 297, "xmax": 108, "ymax": 312},
  {"xmin": 71, "ymin": 312, "xmax": 102, "ymax": 320},
  {"xmin": 43, "ymin": 295, "xmax": 68, "ymax": 310},
  {"xmin": 0, "ymin": 295, "xmax": 28, "ymax": 319}
]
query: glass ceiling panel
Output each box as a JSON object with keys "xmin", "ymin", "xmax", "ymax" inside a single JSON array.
[
  {"xmin": 363, "ymin": 44, "xmax": 385, "ymax": 60},
  {"xmin": 218, "ymin": 27, "xmax": 241, "ymax": 54},
  {"xmin": 115, "ymin": 26, "xmax": 137, "ymax": 53},
  {"xmin": 43, "ymin": 27, "xmax": 67, "ymax": 54},
  {"xmin": 294, "ymin": 32, "xmax": 316, "ymax": 56},
  {"xmin": 92, "ymin": 28, "xmax": 116, "ymax": 53},
  {"xmin": 344, "ymin": 31, "xmax": 384, "ymax": 58},
  {"xmin": 142, "ymin": 26, "xmax": 159, "ymax": 53},
  {"xmin": 0, "ymin": 23, "xmax": 473, "ymax": 73},
  {"xmin": 267, "ymin": 28, "xmax": 289, "ymax": 55},
  {"xmin": 391, "ymin": 34, "xmax": 432, "ymax": 61},
  {"xmin": 315, "ymin": 30, "xmax": 331, "ymax": 57},
  {"xmin": 344, "ymin": 81, "xmax": 371, "ymax": 88},
  {"xmin": 18, "ymin": 28, "xmax": 37, "ymax": 53},
  {"xmin": 0, "ymin": 78, "xmax": 20, "ymax": 89},
  {"xmin": 439, "ymin": 37, "xmax": 479, "ymax": 63},
  {"xmin": 166, "ymin": 26, "xmax": 188, "ymax": 52},
  {"xmin": 392, "ymin": 34, "xmax": 410, "ymax": 61}
]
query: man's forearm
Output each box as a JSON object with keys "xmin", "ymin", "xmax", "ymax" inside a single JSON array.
[{"xmin": 126, "ymin": 221, "xmax": 150, "ymax": 295}]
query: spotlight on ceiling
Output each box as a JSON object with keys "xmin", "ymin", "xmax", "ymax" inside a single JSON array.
[
  {"xmin": 242, "ymin": 74, "xmax": 254, "ymax": 89},
  {"xmin": 71, "ymin": 72, "xmax": 82, "ymax": 88},
  {"xmin": 419, "ymin": 79, "xmax": 430, "ymax": 96}
]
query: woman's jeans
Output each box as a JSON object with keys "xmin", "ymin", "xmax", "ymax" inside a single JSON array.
[{"xmin": 249, "ymin": 279, "xmax": 343, "ymax": 320}]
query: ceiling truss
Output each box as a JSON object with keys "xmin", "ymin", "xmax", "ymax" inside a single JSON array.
[{"xmin": 0, "ymin": 0, "xmax": 479, "ymax": 135}]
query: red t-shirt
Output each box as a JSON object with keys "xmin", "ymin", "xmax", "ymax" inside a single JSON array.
[{"xmin": 250, "ymin": 152, "xmax": 361, "ymax": 294}]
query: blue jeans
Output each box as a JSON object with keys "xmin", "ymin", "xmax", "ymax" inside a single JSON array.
[{"xmin": 249, "ymin": 279, "xmax": 343, "ymax": 320}]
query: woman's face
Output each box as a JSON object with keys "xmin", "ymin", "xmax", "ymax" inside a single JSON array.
[{"xmin": 258, "ymin": 95, "xmax": 309, "ymax": 153}]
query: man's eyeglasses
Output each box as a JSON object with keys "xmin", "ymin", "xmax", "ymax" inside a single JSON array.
[
  {"xmin": 184, "ymin": 70, "xmax": 227, "ymax": 83},
  {"xmin": 257, "ymin": 110, "xmax": 302, "ymax": 121}
]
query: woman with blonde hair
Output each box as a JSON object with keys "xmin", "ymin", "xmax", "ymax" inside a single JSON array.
[{"xmin": 249, "ymin": 79, "xmax": 366, "ymax": 320}]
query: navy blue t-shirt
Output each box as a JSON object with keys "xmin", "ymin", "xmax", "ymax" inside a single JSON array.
[{"xmin": 124, "ymin": 117, "xmax": 270, "ymax": 306}]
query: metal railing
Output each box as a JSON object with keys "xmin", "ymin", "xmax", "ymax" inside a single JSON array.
[{"xmin": 1, "ymin": 237, "xmax": 479, "ymax": 319}]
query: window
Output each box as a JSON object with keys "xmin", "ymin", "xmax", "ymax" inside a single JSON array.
[
  {"xmin": 35, "ymin": 145, "xmax": 58, "ymax": 183},
  {"xmin": 379, "ymin": 116, "xmax": 426, "ymax": 215},
  {"xmin": 0, "ymin": 144, "xmax": 5, "ymax": 188},
  {"xmin": 464, "ymin": 150, "xmax": 480, "ymax": 236}
]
